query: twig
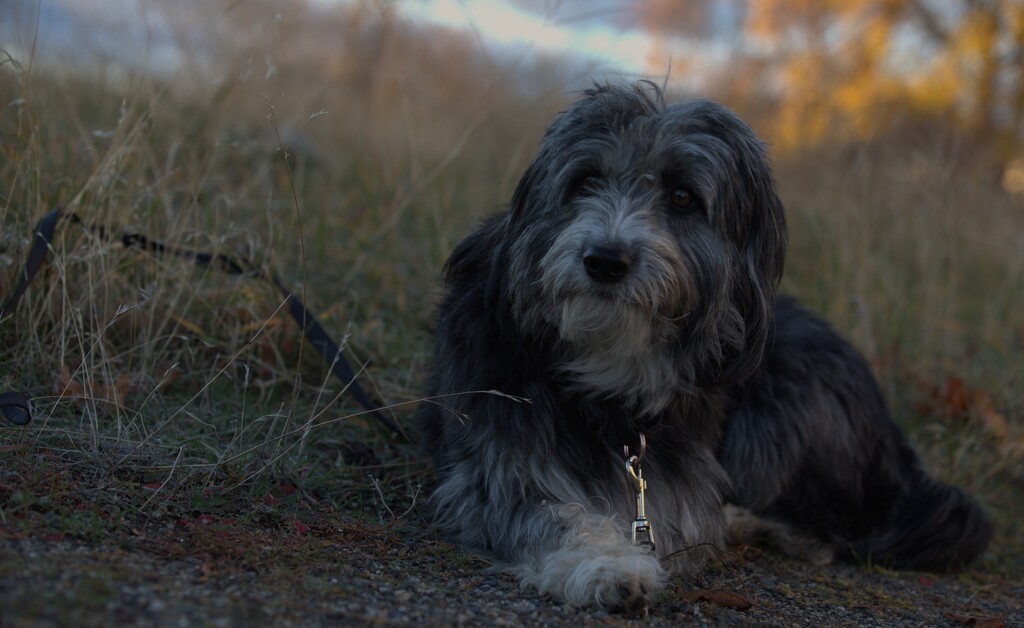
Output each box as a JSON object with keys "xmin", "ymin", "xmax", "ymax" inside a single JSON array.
[
  {"xmin": 371, "ymin": 474, "xmax": 396, "ymax": 521},
  {"xmin": 138, "ymin": 446, "xmax": 183, "ymax": 512}
]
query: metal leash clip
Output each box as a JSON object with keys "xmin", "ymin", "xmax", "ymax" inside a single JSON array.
[{"xmin": 624, "ymin": 432, "xmax": 655, "ymax": 552}]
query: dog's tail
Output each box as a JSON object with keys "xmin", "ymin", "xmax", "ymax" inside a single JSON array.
[{"xmin": 849, "ymin": 462, "xmax": 992, "ymax": 570}]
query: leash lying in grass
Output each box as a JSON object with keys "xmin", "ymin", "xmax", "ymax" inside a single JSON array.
[{"xmin": 0, "ymin": 207, "xmax": 406, "ymax": 442}]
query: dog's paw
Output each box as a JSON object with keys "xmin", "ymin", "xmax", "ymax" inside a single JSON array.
[
  {"xmin": 513, "ymin": 510, "xmax": 668, "ymax": 612},
  {"xmin": 524, "ymin": 547, "xmax": 666, "ymax": 613},
  {"xmin": 591, "ymin": 566, "xmax": 658, "ymax": 614}
]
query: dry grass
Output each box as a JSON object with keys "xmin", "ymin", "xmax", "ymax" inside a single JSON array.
[
  {"xmin": 0, "ymin": 1, "xmax": 1021, "ymax": 585},
  {"xmin": 0, "ymin": 23, "xmax": 563, "ymax": 489},
  {"xmin": 772, "ymin": 138, "xmax": 1024, "ymax": 574},
  {"xmin": 777, "ymin": 140, "xmax": 1024, "ymax": 477}
]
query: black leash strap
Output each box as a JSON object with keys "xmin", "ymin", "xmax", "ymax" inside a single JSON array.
[
  {"xmin": 0, "ymin": 391, "xmax": 32, "ymax": 426},
  {"xmin": 1, "ymin": 207, "xmax": 405, "ymax": 441},
  {"xmin": 0, "ymin": 207, "xmax": 64, "ymax": 319}
]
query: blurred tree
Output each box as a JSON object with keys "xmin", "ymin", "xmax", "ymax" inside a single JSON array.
[
  {"xmin": 757, "ymin": 0, "xmax": 1024, "ymax": 148},
  {"xmin": 645, "ymin": 0, "xmax": 1024, "ymax": 151}
]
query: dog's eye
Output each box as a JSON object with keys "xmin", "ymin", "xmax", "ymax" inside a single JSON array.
[
  {"xmin": 670, "ymin": 188, "xmax": 696, "ymax": 209},
  {"xmin": 572, "ymin": 174, "xmax": 603, "ymax": 197}
]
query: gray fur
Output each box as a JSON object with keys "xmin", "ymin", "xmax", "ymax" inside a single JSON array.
[{"xmin": 418, "ymin": 82, "xmax": 991, "ymax": 613}]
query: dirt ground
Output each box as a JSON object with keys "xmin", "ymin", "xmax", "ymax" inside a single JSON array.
[
  {"xmin": 1, "ymin": 428, "xmax": 1019, "ymax": 626},
  {"xmin": 2, "ymin": 512, "xmax": 1020, "ymax": 627}
]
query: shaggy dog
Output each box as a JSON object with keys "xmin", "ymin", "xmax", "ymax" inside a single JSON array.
[{"xmin": 418, "ymin": 82, "xmax": 992, "ymax": 613}]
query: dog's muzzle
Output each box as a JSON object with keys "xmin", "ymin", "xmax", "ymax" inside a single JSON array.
[{"xmin": 583, "ymin": 244, "xmax": 631, "ymax": 283}]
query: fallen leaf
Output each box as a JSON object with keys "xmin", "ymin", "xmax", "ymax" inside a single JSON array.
[
  {"xmin": 917, "ymin": 377, "xmax": 1009, "ymax": 439},
  {"xmin": 54, "ymin": 364, "xmax": 138, "ymax": 404},
  {"xmin": 683, "ymin": 589, "xmax": 752, "ymax": 610}
]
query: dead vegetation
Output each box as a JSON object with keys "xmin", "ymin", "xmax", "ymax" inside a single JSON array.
[{"xmin": 1, "ymin": 0, "xmax": 1022, "ymax": 624}]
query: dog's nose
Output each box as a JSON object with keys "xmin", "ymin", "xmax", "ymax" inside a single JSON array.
[{"xmin": 583, "ymin": 245, "xmax": 631, "ymax": 283}]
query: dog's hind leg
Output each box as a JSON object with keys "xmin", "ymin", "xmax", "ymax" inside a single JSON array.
[
  {"xmin": 720, "ymin": 297, "xmax": 991, "ymax": 569},
  {"xmin": 724, "ymin": 504, "xmax": 835, "ymax": 565}
]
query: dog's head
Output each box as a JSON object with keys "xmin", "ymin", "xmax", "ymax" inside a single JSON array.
[{"xmin": 453, "ymin": 82, "xmax": 786, "ymax": 413}]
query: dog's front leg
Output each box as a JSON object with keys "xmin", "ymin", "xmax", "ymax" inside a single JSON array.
[
  {"xmin": 514, "ymin": 504, "xmax": 667, "ymax": 613},
  {"xmin": 431, "ymin": 460, "xmax": 665, "ymax": 611}
]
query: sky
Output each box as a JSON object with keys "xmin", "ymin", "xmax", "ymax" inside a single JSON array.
[
  {"xmin": 0, "ymin": 0, "xmax": 749, "ymax": 92},
  {"xmin": 395, "ymin": 0, "xmax": 655, "ymax": 74},
  {"xmin": 0, "ymin": 0, "xmax": 698, "ymax": 77}
]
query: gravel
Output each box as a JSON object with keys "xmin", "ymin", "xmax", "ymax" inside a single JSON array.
[{"xmin": 2, "ymin": 524, "xmax": 1020, "ymax": 626}]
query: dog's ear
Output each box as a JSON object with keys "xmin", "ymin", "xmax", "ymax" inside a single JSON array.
[
  {"xmin": 714, "ymin": 108, "xmax": 787, "ymax": 384},
  {"xmin": 507, "ymin": 158, "xmax": 546, "ymax": 223},
  {"xmin": 730, "ymin": 170, "xmax": 786, "ymax": 385},
  {"xmin": 443, "ymin": 213, "xmax": 509, "ymax": 286},
  {"xmin": 671, "ymin": 100, "xmax": 786, "ymax": 384}
]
